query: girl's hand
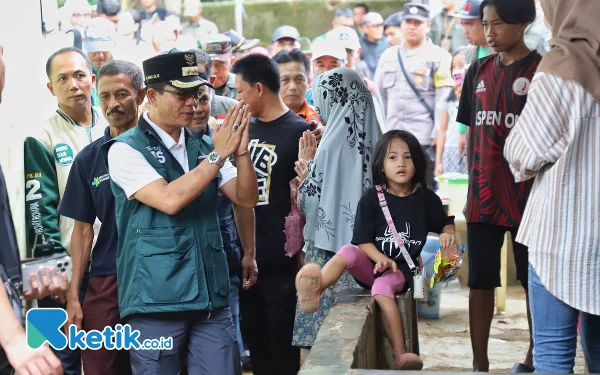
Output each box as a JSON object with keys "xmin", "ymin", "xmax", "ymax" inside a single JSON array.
[
  {"xmin": 439, "ymin": 233, "xmax": 455, "ymax": 251},
  {"xmin": 298, "ymin": 130, "xmax": 317, "ymax": 162},
  {"xmin": 294, "ymin": 159, "xmax": 309, "ymax": 183},
  {"xmin": 373, "ymin": 257, "xmax": 398, "ymax": 274}
]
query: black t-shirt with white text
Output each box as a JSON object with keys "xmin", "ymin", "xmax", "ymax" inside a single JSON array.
[
  {"xmin": 249, "ymin": 110, "xmax": 311, "ymax": 266},
  {"xmin": 352, "ymin": 187, "xmax": 454, "ymax": 281}
]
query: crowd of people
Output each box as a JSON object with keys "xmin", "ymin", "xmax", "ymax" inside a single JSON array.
[{"xmin": 0, "ymin": 0, "xmax": 598, "ymax": 374}]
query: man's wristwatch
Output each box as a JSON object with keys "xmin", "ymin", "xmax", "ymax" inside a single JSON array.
[{"xmin": 207, "ymin": 151, "xmax": 226, "ymax": 168}]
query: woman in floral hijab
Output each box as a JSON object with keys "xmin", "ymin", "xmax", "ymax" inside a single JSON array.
[{"xmin": 292, "ymin": 68, "xmax": 383, "ymax": 348}]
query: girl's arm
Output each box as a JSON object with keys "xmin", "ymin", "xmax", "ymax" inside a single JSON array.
[
  {"xmin": 358, "ymin": 243, "xmax": 390, "ymax": 264},
  {"xmin": 439, "ymin": 224, "xmax": 456, "ymax": 250},
  {"xmin": 435, "ymin": 110, "xmax": 450, "ymax": 176},
  {"xmin": 358, "ymin": 243, "xmax": 398, "ymax": 273},
  {"xmin": 425, "ymin": 189, "xmax": 456, "ymax": 250}
]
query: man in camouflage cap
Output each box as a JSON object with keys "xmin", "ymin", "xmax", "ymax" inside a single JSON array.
[{"xmin": 204, "ymin": 34, "xmax": 237, "ymax": 98}]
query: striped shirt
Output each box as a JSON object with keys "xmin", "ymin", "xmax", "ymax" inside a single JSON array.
[{"xmin": 504, "ymin": 73, "xmax": 600, "ymax": 315}]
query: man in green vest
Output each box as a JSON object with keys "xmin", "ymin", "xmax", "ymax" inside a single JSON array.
[{"xmin": 102, "ymin": 50, "xmax": 258, "ymax": 375}]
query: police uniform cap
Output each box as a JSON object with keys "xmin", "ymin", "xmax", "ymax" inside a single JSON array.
[
  {"xmin": 224, "ymin": 29, "xmax": 260, "ymax": 53},
  {"xmin": 403, "ymin": 3, "xmax": 430, "ymax": 22},
  {"xmin": 384, "ymin": 12, "xmax": 404, "ymax": 29}
]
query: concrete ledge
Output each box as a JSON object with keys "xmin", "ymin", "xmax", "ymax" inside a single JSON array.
[{"xmin": 300, "ymin": 288, "xmax": 419, "ymax": 374}]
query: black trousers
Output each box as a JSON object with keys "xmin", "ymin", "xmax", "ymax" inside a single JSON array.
[
  {"xmin": 36, "ymin": 271, "xmax": 90, "ymax": 375},
  {"xmin": 240, "ymin": 264, "xmax": 299, "ymax": 375}
]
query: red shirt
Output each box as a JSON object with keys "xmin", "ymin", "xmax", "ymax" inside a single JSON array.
[{"xmin": 457, "ymin": 51, "xmax": 542, "ymax": 228}]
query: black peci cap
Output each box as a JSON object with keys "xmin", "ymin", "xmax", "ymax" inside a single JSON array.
[{"xmin": 143, "ymin": 49, "xmax": 212, "ymax": 89}]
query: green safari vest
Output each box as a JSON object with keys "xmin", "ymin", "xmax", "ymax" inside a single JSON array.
[{"xmin": 101, "ymin": 117, "xmax": 230, "ymax": 318}]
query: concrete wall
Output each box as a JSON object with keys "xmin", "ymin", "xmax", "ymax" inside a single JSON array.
[
  {"xmin": 299, "ymin": 288, "xmax": 419, "ymax": 374},
  {"xmin": 201, "ymin": 0, "xmax": 410, "ymax": 42}
]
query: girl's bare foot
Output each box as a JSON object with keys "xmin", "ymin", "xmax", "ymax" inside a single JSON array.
[
  {"xmin": 395, "ymin": 352, "xmax": 423, "ymax": 371},
  {"xmin": 295, "ymin": 263, "xmax": 322, "ymax": 313}
]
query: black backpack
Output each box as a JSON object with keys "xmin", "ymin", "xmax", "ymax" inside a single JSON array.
[{"xmin": 0, "ymin": 166, "xmax": 24, "ymax": 369}]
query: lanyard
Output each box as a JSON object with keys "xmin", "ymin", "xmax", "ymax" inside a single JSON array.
[
  {"xmin": 442, "ymin": 14, "xmax": 456, "ymax": 39},
  {"xmin": 375, "ymin": 185, "xmax": 417, "ymax": 273}
]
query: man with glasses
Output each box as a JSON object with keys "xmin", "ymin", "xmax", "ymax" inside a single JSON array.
[{"xmin": 103, "ymin": 50, "xmax": 258, "ymax": 374}]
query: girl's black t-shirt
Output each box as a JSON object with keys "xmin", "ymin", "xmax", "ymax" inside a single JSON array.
[{"xmin": 352, "ymin": 186, "xmax": 455, "ymax": 280}]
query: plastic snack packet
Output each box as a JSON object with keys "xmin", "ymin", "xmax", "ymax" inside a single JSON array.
[{"xmin": 430, "ymin": 244, "xmax": 465, "ymax": 287}]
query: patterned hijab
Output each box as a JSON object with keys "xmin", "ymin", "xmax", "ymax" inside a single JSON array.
[
  {"xmin": 538, "ymin": 0, "xmax": 600, "ymax": 102},
  {"xmin": 300, "ymin": 68, "xmax": 383, "ymax": 253}
]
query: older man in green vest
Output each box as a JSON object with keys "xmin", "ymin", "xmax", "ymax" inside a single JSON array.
[{"xmin": 102, "ymin": 50, "xmax": 258, "ymax": 375}]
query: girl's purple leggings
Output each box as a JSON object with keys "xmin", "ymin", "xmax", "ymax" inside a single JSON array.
[{"xmin": 337, "ymin": 244, "xmax": 406, "ymax": 299}]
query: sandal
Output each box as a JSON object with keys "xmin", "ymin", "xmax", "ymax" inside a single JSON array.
[
  {"xmin": 510, "ymin": 363, "xmax": 534, "ymax": 373},
  {"xmin": 395, "ymin": 352, "xmax": 423, "ymax": 371},
  {"xmin": 295, "ymin": 263, "xmax": 323, "ymax": 313}
]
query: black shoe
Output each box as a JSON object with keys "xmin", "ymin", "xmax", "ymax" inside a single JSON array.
[{"xmin": 510, "ymin": 363, "xmax": 534, "ymax": 373}]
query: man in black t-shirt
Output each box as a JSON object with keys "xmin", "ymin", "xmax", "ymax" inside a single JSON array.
[
  {"xmin": 456, "ymin": 0, "xmax": 540, "ymax": 372},
  {"xmin": 232, "ymin": 54, "xmax": 310, "ymax": 375}
]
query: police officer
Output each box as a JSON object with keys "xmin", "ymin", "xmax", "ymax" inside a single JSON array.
[
  {"xmin": 374, "ymin": 3, "xmax": 454, "ymax": 188},
  {"xmin": 103, "ymin": 50, "xmax": 258, "ymax": 375}
]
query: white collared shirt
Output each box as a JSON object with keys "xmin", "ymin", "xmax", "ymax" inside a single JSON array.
[
  {"xmin": 144, "ymin": 112, "xmax": 189, "ymax": 172},
  {"xmin": 107, "ymin": 112, "xmax": 237, "ymax": 199}
]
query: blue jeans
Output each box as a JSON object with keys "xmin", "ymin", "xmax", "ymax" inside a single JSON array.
[
  {"xmin": 529, "ymin": 264, "xmax": 600, "ymax": 373},
  {"xmin": 229, "ymin": 275, "xmax": 244, "ymax": 358}
]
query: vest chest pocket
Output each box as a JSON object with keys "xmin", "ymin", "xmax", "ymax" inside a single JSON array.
[
  {"xmin": 206, "ymin": 230, "xmax": 231, "ymax": 298},
  {"xmin": 135, "ymin": 227, "xmax": 199, "ymax": 304}
]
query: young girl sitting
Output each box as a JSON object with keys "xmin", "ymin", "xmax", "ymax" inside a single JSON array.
[{"xmin": 296, "ymin": 130, "xmax": 456, "ymax": 370}]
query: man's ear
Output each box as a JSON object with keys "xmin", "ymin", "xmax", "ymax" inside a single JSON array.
[
  {"xmin": 256, "ymin": 82, "xmax": 264, "ymax": 97},
  {"xmin": 137, "ymin": 88, "xmax": 147, "ymax": 105},
  {"xmin": 47, "ymin": 82, "xmax": 56, "ymax": 97},
  {"xmin": 146, "ymin": 87, "xmax": 158, "ymax": 106},
  {"xmin": 91, "ymin": 73, "xmax": 96, "ymax": 86},
  {"xmin": 519, "ymin": 22, "xmax": 529, "ymax": 33}
]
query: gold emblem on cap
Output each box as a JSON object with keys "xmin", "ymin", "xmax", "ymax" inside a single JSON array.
[
  {"xmin": 171, "ymin": 79, "xmax": 203, "ymax": 89},
  {"xmin": 146, "ymin": 74, "xmax": 160, "ymax": 80},
  {"xmin": 182, "ymin": 66, "xmax": 199, "ymax": 76},
  {"xmin": 184, "ymin": 53, "xmax": 195, "ymax": 66}
]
